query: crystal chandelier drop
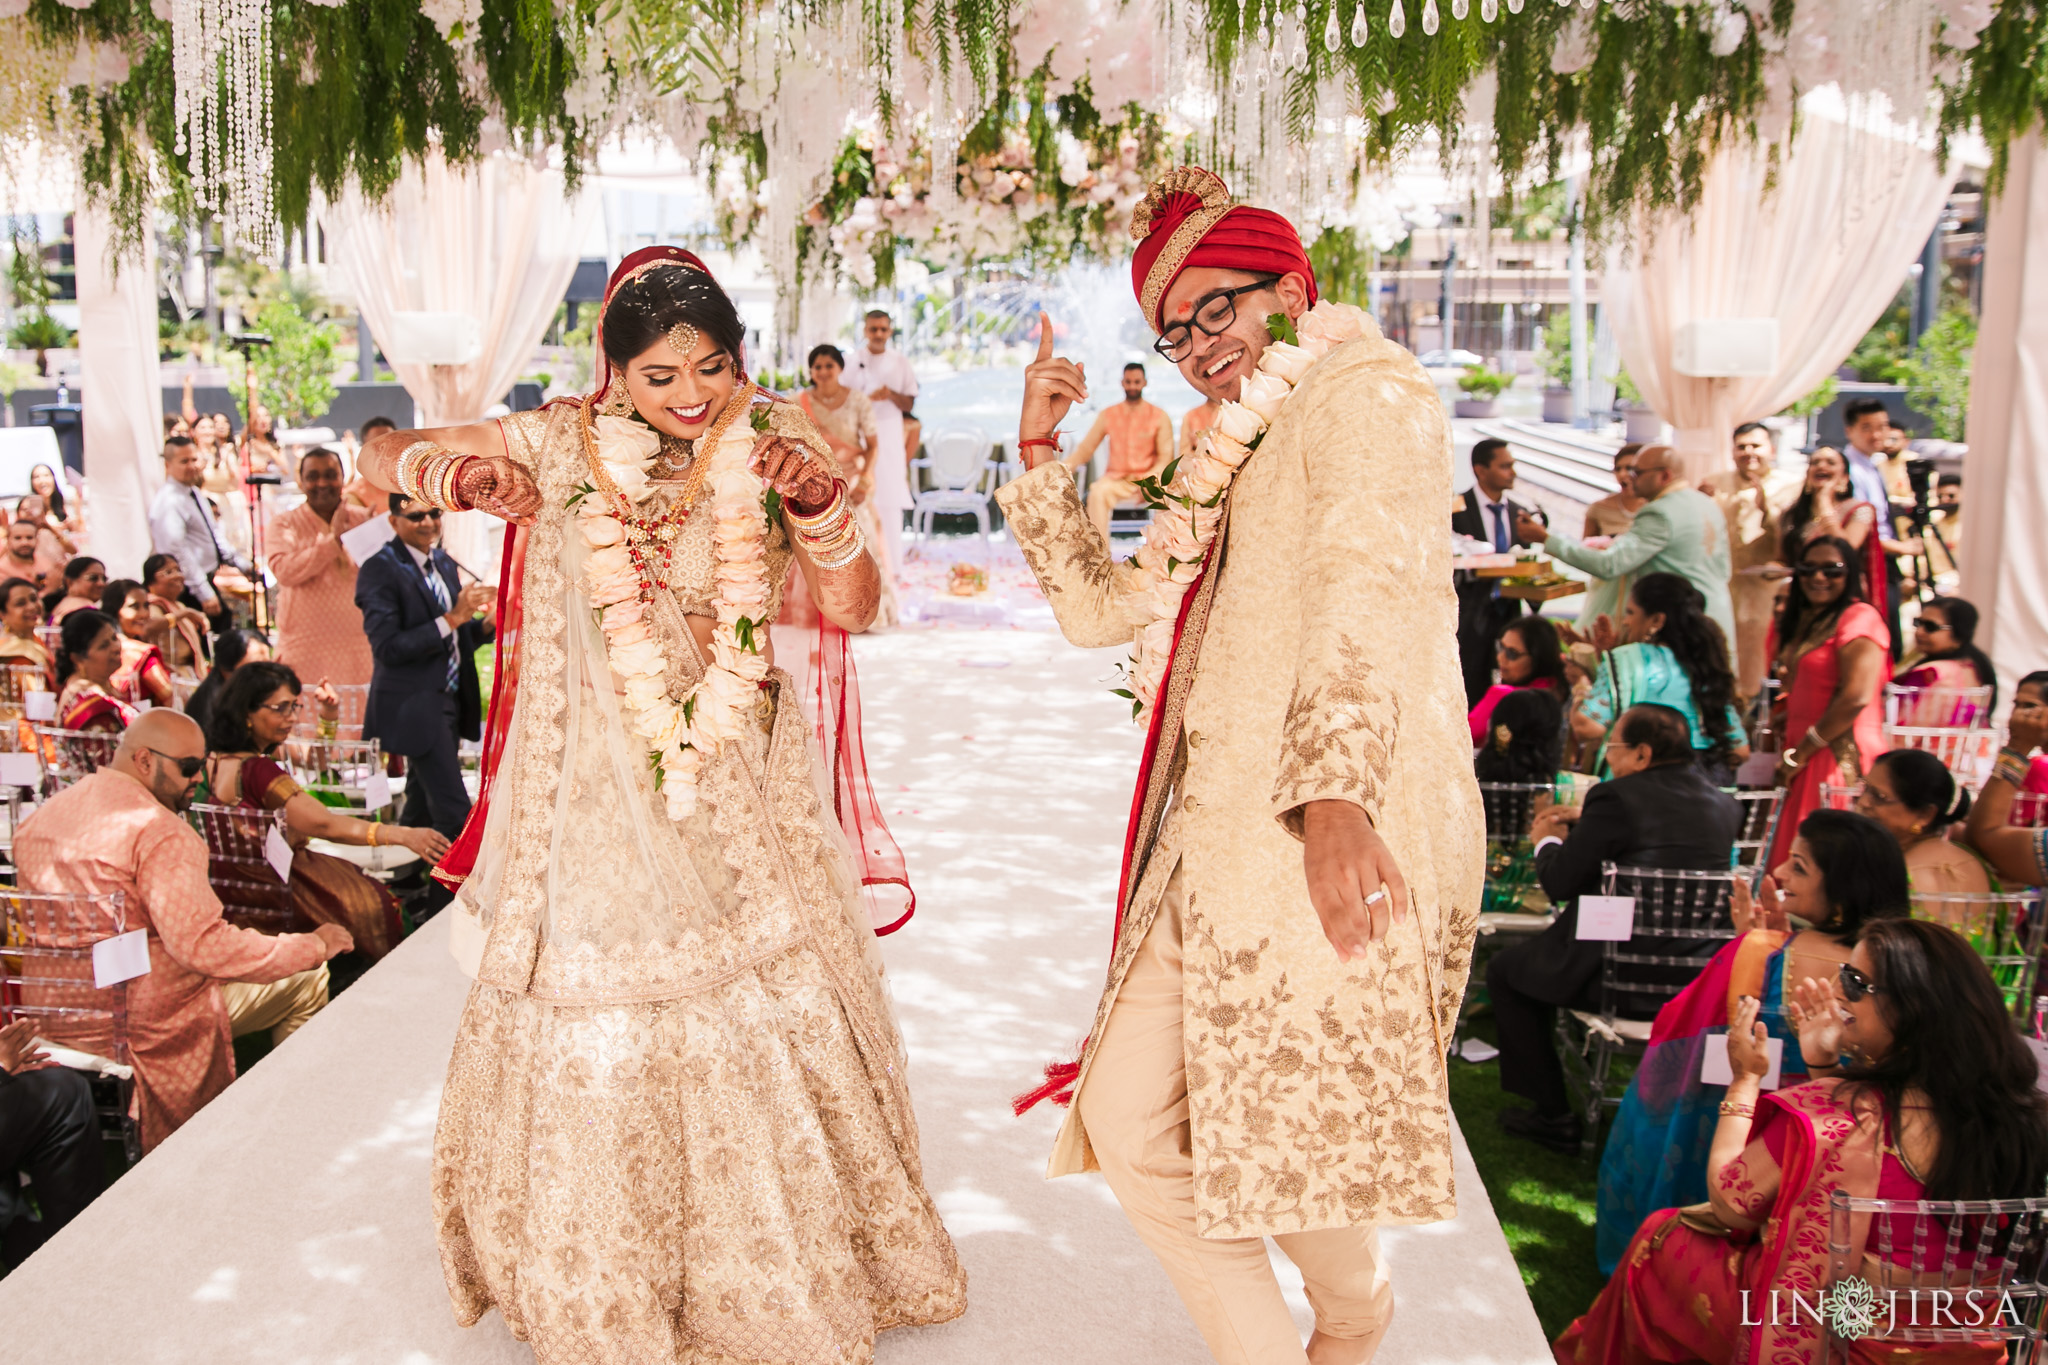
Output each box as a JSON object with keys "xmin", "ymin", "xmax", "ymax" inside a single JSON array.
[{"xmin": 170, "ymin": 0, "xmax": 276, "ymax": 255}]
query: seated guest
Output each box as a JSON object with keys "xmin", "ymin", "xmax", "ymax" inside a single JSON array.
[
  {"xmin": 206, "ymin": 661, "xmax": 448, "ymax": 961},
  {"xmin": 184, "ymin": 627, "xmax": 271, "ymax": 740},
  {"xmin": 142, "ymin": 553, "xmax": 212, "ymax": 680},
  {"xmin": 1574, "ymin": 573, "xmax": 1748, "ymax": 783},
  {"xmin": 0, "ymin": 520, "xmax": 43, "ymax": 592},
  {"xmin": 1853, "ymin": 749, "xmax": 1990, "ymax": 896},
  {"xmin": 1594, "ymin": 809, "xmax": 1908, "ymax": 1271},
  {"xmin": 1893, "ymin": 595, "xmax": 1997, "ymax": 724},
  {"xmin": 1468, "ymin": 615, "xmax": 1569, "ymax": 746},
  {"xmin": 0, "ymin": 576, "xmax": 51, "ymax": 675},
  {"xmin": 0, "ymin": 1017, "xmax": 103, "ymax": 1269},
  {"xmin": 1963, "ymin": 672, "xmax": 2048, "ymax": 885},
  {"xmin": 54, "ymin": 609, "xmax": 137, "ymax": 732},
  {"xmin": 13, "ymin": 711, "xmax": 351, "ymax": 1151},
  {"xmin": 14, "ymin": 494, "xmax": 68, "ymax": 585},
  {"xmin": 41, "ymin": 556, "xmax": 105, "ymax": 623},
  {"xmin": 100, "ymin": 578, "xmax": 176, "ymax": 708},
  {"xmin": 1486, "ymin": 704, "xmax": 1742, "ymax": 1152},
  {"xmin": 1473, "ymin": 686, "xmax": 1563, "ymax": 784},
  {"xmin": 1562, "ymin": 917, "xmax": 2048, "ymax": 1365}
]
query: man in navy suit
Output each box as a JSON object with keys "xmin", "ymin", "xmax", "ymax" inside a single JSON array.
[{"xmin": 355, "ymin": 495, "xmax": 495, "ymax": 859}]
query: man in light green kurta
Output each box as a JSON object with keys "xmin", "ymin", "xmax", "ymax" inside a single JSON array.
[{"xmin": 1516, "ymin": 443, "xmax": 1735, "ymax": 646}]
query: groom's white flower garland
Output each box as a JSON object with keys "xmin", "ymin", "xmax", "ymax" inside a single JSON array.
[
  {"xmin": 1122, "ymin": 301, "xmax": 1371, "ymax": 723},
  {"xmin": 573, "ymin": 387, "xmax": 773, "ymax": 818}
]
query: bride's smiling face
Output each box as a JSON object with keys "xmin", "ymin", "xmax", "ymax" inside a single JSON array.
[{"xmin": 622, "ymin": 329, "xmax": 741, "ymax": 442}]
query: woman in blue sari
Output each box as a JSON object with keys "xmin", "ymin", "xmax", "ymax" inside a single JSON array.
[
  {"xmin": 1574, "ymin": 573, "xmax": 1748, "ymax": 785},
  {"xmin": 1591, "ymin": 809, "xmax": 1910, "ymax": 1272}
]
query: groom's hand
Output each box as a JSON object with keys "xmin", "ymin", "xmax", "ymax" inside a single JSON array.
[
  {"xmin": 1303, "ymin": 800, "xmax": 1409, "ymax": 962},
  {"xmin": 1018, "ymin": 311, "xmax": 1087, "ymax": 469}
]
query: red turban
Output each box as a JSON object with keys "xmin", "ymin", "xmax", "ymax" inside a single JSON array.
[{"xmin": 1129, "ymin": 167, "xmax": 1318, "ymax": 333}]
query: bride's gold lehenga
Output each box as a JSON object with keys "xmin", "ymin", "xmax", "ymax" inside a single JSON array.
[{"xmin": 430, "ymin": 391, "xmax": 966, "ymax": 1363}]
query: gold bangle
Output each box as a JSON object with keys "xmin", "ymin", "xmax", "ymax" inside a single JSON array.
[
  {"xmin": 367, "ymin": 822, "xmax": 379, "ymax": 847},
  {"xmin": 1719, "ymin": 1100, "xmax": 1755, "ymax": 1118}
]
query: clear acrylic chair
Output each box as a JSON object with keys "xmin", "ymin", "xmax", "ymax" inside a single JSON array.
[
  {"xmin": 1884, "ymin": 725, "xmax": 2000, "ymax": 789},
  {"xmin": 0, "ymin": 888, "xmax": 141, "ymax": 1162},
  {"xmin": 291, "ymin": 683, "xmax": 370, "ymax": 741},
  {"xmin": 1885, "ymin": 680, "xmax": 1996, "ymax": 730},
  {"xmin": 280, "ymin": 736, "xmax": 387, "ymax": 813},
  {"xmin": 0, "ymin": 660, "xmax": 50, "ymax": 716},
  {"xmin": 1731, "ymin": 789, "xmax": 1786, "ymax": 876},
  {"xmin": 188, "ymin": 802, "xmax": 298, "ymax": 934},
  {"xmin": 908, "ymin": 427, "xmax": 995, "ymax": 557},
  {"xmin": 1558, "ymin": 863, "xmax": 1737, "ymax": 1152},
  {"xmin": 32, "ymin": 725, "xmax": 120, "ymax": 793},
  {"xmin": 2008, "ymin": 791, "xmax": 2048, "ymax": 829},
  {"xmin": 1909, "ymin": 889, "xmax": 2046, "ymax": 1019},
  {"xmin": 1822, "ymin": 1189, "xmax": 2048, "ymax": 1365},
  {"xmin": 1476, "ymin": 781, "xmax": 1553, "ymax": 922}
]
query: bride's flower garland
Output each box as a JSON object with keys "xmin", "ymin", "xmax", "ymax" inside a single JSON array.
[
  {"xmin": 1122, "ymin": 300, "xmax": 1371, "ymax": 723},
  {"xmin": 573, "ymin": 385, "xmax": 773, "ymax": 818}
]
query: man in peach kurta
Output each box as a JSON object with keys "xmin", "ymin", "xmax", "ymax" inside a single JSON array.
[
  {"xmin": 270, "ymin": 447, "xmax": 376, "ymax": 687},
  {"xmin": 1062, "ymin": 363, "xmax": 1175, "ymax": 540},
  {"xmin": 13, "ymin": 712, "xmax": 346, "ymax": 1149}
]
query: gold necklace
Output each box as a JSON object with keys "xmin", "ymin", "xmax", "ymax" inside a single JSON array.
[
  {"xmin": 579, "ymin": 385, "xmax": 753, "ymax": 599},
  {"xmin": 650, "ymin": 434, "xmax": 694, "ymax": 481}
]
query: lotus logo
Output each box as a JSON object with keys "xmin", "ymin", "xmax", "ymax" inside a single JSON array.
[{"xmin": 1824, "ymin": 1277, "xmax": 1882, "ymax": 1341}]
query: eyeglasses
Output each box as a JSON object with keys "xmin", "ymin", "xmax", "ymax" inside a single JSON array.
[
  {"xmin": 258, "ymin": 698, "xmax": 302, "ymax": 717},
  {"xmin": 1838, "ymin": 962, "xmax": 1884, "ymax": 1002},
  {"xmin": 1153, "ymin": 277, "xmax": 1282, "ymax": 362},
  {"xmin": 143, "ymin": 747, "xmax": 204, "ymax": 780},
  {"xmin": 1912, "ymin": 617, "xmax": 1951, "ymax": 632},
  {"xmin": 1796, "ymin": 563, "xmax": 1848, "ymax": 580},
  {"xmin": 1496, "ymin": 644, "xmax": 1528, "ymax": 660},
  {"xmin": 398, "ymin": 509, "xmax": 443, "ymax": 523}
]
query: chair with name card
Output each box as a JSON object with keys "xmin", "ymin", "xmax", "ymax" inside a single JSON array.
[
  {"xmin": 0, "ymin": 660, "xmax": 50, "ymax": 716},
  {"xmin": 1909, "ymin": 888, "xmax": 2045, "ymax": 1020},
  {"xmin": 1821, "ymin": 1189, "xmax": 2048, "ymax": 1365},
  {"xmin": 32, "ymin": 725, "xmax": 119, "ymax": 794},
  {"xmin": 1557, "ymin": 862, "xmax": 1738, "ymax": 1152},
  {"xmin": 188, "ymin": 802, "xmax": 300, "ymax": 935},
  {"xmin": 0, "ymin": 888, "xmax": 142, "ymax": 1163},
  {"xmin": 280, "ymin": 737, "xmax": 389, "ymax": 816}
]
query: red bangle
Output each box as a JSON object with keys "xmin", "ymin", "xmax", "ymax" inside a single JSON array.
[{"xmin": 1016, "ymin": 434, "xmax": 1063, "ymax": 452}]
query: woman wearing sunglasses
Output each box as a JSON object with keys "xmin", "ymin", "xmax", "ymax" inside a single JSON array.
[
  {"xmin": 1777, "ymin": 446, "xmax": 1891, "ymax": 629},
  {"xmin": 1893, "ymin": 595, "xmax": 1999, "ymax": 725},
  {"xmin": 1564, "ymin": 915, "xmax": 2048, "ymax": 1365},
  {"xmin": 1765, "ymin": 535, "xmax": 1890, "ymax": 867},
  {"xmin": 202, "ymin": 661, "xmax": 447, "ymax": 962},
  {"xmin": 1593, "ymin": 808, "xmax": 1909, "ymax": 1272}
]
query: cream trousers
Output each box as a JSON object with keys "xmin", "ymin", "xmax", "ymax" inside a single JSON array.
[
  {"xmin": 1086, "ymin": 475, "xmax": 1144, "ymax": 541},
  {"xmin": 223, "ymin": 966, "xmax": 330, "ymax": 1047},
  {"xmin": 1076, "ymin": 864, "xmax": 1393, "ymax": 1365}
]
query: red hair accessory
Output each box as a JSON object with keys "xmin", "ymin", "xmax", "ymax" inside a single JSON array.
[{"xmin": 1130, "ymin": 166, "xmax": 1319, "ymax": 332}]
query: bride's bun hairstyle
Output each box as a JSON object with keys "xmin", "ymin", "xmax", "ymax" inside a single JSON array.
[{"xmin": 601, "ymin": 266, "xmax": 747, "ymax": 371}]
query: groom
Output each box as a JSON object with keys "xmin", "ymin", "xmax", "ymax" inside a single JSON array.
[{"xmin": 998, "ymin": 167, "xmax": 1483, "ymax": 1365}]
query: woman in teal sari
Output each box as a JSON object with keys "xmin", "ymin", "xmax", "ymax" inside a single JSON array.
[
  {"xmin": 1591, "ymin": 809, "xmax": 1910, "ymax": 1272},
  {"xmin": 1574, "ymin": 573, "xmax": 1748, "ymax": 784}
]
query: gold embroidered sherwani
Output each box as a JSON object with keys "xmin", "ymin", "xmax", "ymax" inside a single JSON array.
[{"xmin": 997, "ymin": 326, "xmax": 1485, "ymax": 1239}]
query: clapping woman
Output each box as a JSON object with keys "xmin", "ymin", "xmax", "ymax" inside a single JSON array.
[{"xmin": 1563, "ymin": 917, "xmax": 2048, "ymax": 1365}]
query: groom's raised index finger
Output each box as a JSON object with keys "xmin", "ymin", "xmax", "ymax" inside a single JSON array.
[{"xmin": 1035, "ymin": 311, "xmax": 1054, "ymax": 362}]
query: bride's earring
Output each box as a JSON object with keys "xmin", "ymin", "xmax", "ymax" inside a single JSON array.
[{"xmin": 601, "ymin": 376, "xmax": 635, "ymax": 417}]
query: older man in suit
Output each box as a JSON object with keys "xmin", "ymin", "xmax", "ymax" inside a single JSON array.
[
  {"xmin": 1454, "ymin": 438, "xmax": 1544, "ymax": 706},
  {"xmin": 1485, "ymin": 703, "xmax": 1740, "ymax": 1152},
  {"xmin": 356, "ymin": 495, "xmax": 494, "ymax": 854}
]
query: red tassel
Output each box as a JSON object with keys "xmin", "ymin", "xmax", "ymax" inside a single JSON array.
[{"xmin": 1011, "ymin": 1043, "xmax": 1088, "ymax": 1116}]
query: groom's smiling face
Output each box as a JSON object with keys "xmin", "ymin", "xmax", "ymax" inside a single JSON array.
[{"xmin": 1160, "ymin": 267, "xmax": 1313, "ymax": 404}]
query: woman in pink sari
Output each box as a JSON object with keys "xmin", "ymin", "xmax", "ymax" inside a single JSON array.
[
  {"xmin": 1766, "ymin": 536, "xmax": 1890, "ymax": 868},
  {"xmin": 1558, "ymin": 917, "xmax": 2048, "ymax": 1365}
]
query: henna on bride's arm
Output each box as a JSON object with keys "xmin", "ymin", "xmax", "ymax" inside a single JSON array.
[{"xmin": 813, "ymin": 557, "xmax": 881, "ymax": 629}]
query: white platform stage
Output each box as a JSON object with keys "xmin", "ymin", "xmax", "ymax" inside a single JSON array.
[{"xmin": 0, "ymin": 630, "xmax": 1551, "ymax": 1365}]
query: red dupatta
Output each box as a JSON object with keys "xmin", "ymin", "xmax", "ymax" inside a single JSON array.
[{"xmin": 434, "ymin": 246, "xmax": 913, "ymax": 931}]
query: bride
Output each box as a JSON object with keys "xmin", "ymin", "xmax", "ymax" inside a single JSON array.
[{"xmin": 356, "ymin": 247, "xmax": 966, "ymax": 1362}]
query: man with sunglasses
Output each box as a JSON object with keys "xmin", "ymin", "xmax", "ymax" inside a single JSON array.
[
  {"xmin": 357, "ymin": 494, "xmax": 495, "ymax": 904},
  {"xmin": 13, "ymin": 710, "xmax": 350, "ymax": 1150},
  {"xmin": 997, "ymin": 165, "xmax": 1482, "ymax": 1365}
]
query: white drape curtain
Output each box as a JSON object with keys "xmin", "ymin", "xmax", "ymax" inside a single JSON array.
[
  {"xmin": 74, "ymin": 203, "xmax": 164, "ymax": 579},
  {"xmin": 1958, "ymin": 133, "xmax": 2048, "ymax": 687},
  {"xmin": 320, "ymin": 150, "xmax": 597, "ymax": 578},
  {"xmin": 1607, "ymin": 92, "xmax": 1956, "ymax": 482}
]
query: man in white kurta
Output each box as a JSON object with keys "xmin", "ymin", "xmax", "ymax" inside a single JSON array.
[{"xmin": 841, "ymin": 311, "xmax": 918, "ymax": 572}]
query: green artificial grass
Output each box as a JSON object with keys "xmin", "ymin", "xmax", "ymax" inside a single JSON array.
[{"xmin": 1446, "ymin": 1006, "xmax": 1617, "ymax": 1341}]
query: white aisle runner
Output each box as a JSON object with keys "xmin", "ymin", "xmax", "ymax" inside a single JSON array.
[{"xmin": 0, "ymin": 628, "xmax": 1549, "ymax": 1365}]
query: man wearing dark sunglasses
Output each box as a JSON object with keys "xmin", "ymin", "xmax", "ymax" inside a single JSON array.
[
  {"xmin": 11, "ymin": 709, "xmax": 350, "ymax": 1151},
  {"xmin": 356, "ymin": 494, "xmax": 497, "ymax": 906}
]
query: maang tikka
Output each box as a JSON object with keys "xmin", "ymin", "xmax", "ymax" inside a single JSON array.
[{"xmin": 666, "ymin": 319, "xmax": 700, "ymax": 356}]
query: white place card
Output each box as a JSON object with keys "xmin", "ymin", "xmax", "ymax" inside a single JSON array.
[
  {"xmin": 264, "ymin": 824, "xmax": 295, "ymax": 884},
  {"xmin": 364, "ymin": 771, "xmax": 392, "ymax": 811},
  {"xmin": 1702, "ymin": 1031, "xmax": 1785, "ymax": 1090},
  {"xmin": 23, "ymin": 691, "xmax": 54, "ymax": 721},
  {"xmin": 1575, "ymin": 894, "xmax": 1636, "ymax": 941},
  {"xmin": 0, "ymin": 751, "xmax": 39, "ymax": 789},
  {"xmin": 92, "ymin": 929, "xmax": 151, "ymax": 988},
  {"xmin": 341, "ymin": 515, "xmax": 397, "ymax": 566}
]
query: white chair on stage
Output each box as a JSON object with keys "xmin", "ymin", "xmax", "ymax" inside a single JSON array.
[{"xmin": 908, "ymin": 426, "xmax": 995, "ymax": 558}]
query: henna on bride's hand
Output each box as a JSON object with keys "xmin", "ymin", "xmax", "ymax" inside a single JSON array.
[
  {"xmin": 457, "ymin": 456, "xmax": 542, "ymax": 524},
  {"xmin": 754, "ymin": 437, "xmax": 837, "ymax": 513},
  {"xmin": 817, "ymin": 560, "xmax": 880, "ymax": 625}
]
